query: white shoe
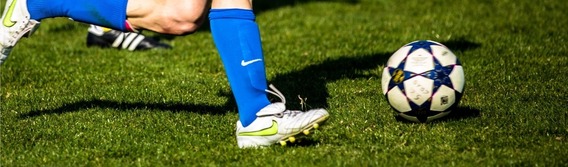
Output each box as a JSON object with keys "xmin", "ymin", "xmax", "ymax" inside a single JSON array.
[
  {"xmin": 1, "ymin": 0, "xmax": 40, "ymax": 65},
  {"xmin": 236, "ymin": 84, "xmax": 330, "ymax": 148}
]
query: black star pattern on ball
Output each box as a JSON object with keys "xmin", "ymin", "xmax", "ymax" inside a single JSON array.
[
  {"xmin": 421, "ymin": 58, "xmax": 456, "ymax": 94},
  {"xmin": 386, "ymin": 62, "xmax": 415, "ymax": 94},
  {"xmin": 406, "ymin": 40, "xmax": 441, "ymax": 56},
  {"xmin": 387, "ymin": 40, "xmax": 442, "ymax": 94}
]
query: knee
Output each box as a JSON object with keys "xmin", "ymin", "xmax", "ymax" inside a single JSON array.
[
  {"xmin": 159, "ymin": 14, "xmax": 205, "ymax": 35},
  {"xmin": 156, "ymin": 2, "xmax": 208, "ymax": 35},
  {"xmin": 159, "ymin": 21, "xmax": 200, "ymax": 36}
]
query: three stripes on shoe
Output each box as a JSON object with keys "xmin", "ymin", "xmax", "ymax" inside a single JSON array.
[
  {"xmin": 87, "ymin": 25, "xmax": 147, "ymax": 51},
  {"xmin": 110, "ymin": 32, "xmax": 146, "ymax": 51}
]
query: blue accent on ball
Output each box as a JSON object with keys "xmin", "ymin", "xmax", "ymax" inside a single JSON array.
[
  {"xmin": 408, "ymin": 97, "xmax": 432, "ymax": 110},
  {"xmin": 423, "ymin": 58, "xmax": 455, "ymax": 93},
  {"xmin": 407, "ymin": 99, "xmax": 433, "ymax": 122},
  {"xmin": 387, "ymin": 67, "xmax": 406, "ymax": 93},
  {"xmin": 406, "ymin": 40, "xmax": 441, "ymax": 55}
]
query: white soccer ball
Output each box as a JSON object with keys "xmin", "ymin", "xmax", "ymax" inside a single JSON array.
[{"xmin": 381, "ymin": 40, "xmax": 465, "ymax": 122}]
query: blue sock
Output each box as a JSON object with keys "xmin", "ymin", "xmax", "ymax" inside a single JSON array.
[
  {"xmin": 27, "ymin": 0, "xmax": 129, "ymax": 31},
  {"xmin": 209, "ymin": 9, "xmax": 271, "ymax": 127}
]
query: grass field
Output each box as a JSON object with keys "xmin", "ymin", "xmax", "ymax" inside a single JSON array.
[{"xmin": 1, "ymin": 0, "xmax": 567, "ymax": 166}]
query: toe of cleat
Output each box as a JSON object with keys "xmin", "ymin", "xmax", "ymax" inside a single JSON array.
[{"xmin": 313, "ymin": 123, "xmax": 320, "ymax": 129}]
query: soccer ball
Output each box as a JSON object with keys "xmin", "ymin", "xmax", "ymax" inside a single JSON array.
[{"xmin": 381, "ymin": 40, "xmax": 465, "ymax": 122}]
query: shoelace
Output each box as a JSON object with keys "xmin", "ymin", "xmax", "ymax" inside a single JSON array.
[
  {"xmin": 265, "ymin": 84, "xmax": 301, "ymax": 117},
  {"xmin": 265, "ymin": 84, "xmax": 286, "ymax": 104},
  {"xmin": 273, "ymin": 110, "xmax": 301, "ymax": 118},
  {"xmin": 7, "ymin": 19, "xmax": 32, "ymax": 45}
]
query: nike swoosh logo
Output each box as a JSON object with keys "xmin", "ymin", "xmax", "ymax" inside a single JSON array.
[
  {"xmin": 238, "ymin": 121, "xmax": 278, "ymax": 136},
  {"xmin": 240, "ymin": 59, "xmax": 262, "ymax": 66},
  {"xmin": 2, "ymin": 0, "xmax": 17, "ymax": 27}
]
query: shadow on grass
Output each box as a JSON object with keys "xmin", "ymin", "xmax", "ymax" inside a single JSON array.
[
  {"xmin": 282, "ymin": 138, "xmax": 321, "ymax": 147},
  {"xmin": 441, "ymin": 106, "xmax": 481, "ymax": 121},
  {"xmin": 19, "ymin": 98, "xmax": 236, "ymax": 119},
  {"xmin": 394, "ymin": 106, "xmax": 482, "ymax": 123},
  {"xmin": 20, "ymin": 38, "xmax": 481, "ymax": 123},
  {"xmin": 268, "ymin": 52, "xmax": 390, "ymax": 109}
]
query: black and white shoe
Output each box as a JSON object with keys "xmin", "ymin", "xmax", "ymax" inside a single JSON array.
[{"xmin": 86, "ymin": 25, "xmax": 171, "ymax": 51}]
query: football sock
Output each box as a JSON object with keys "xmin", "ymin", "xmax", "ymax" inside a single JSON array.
[
  {"xmin": 209, "ymin": 9, "xmax": 271, "ymax": 127},
  {"xmin": 27, "ymin": 0, "xmax": 129, "ymax": 31}
]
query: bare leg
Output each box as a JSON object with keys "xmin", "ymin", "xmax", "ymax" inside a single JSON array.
[
  {"xmin": 126, "ymin": 0, "xmax": 209, "ymax": 35},
  {"xmin": 211, "ymin": 0, "xmax": 251, "ymax": 9}
]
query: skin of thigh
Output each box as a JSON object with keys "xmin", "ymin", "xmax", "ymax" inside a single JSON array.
[
  {"xmin": 211, "ymin": 0, "xmax": 252, "ymax": 9},
  {"xmin": 126, "ymin": 0, "xmax": 210, "ymax": 35}
]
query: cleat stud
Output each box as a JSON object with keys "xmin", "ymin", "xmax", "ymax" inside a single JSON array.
[
  {"xmin": 280, "ymin": 141, "xmax": 287, "ymax": 146},
  {"xmin": 303, "ymin": 130, "xmax": 310, "ymax": 135},
  {"xmin": 289, "ymin": 137, "xmax": 296, "ymax": 143},
  {"xmin": 313, "ymin": 123, "xmax": 320, "ymax": 129}
]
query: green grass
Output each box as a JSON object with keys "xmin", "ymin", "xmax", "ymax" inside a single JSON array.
[{"xmin": 2, "ymin": 0, "xmax": 567, "ymax": 166}]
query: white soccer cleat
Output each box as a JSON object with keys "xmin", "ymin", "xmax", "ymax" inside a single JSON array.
[
  {"xmin": 1, "ymin": 0, "xmax": 40, "ymax": 65},
  {"xmin": 236, "ymin": 84, "xmax": 330, "ymax": 148}
]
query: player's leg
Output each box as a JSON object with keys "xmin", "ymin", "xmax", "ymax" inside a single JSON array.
[
  {"xmin": 125, "ymin": 0, "xmax": 208, "ymax": 35},
  {"xmin": 208, "ymin": 0, "xmax": 330, "ymax": 148},
  {"xmin": 25, "ymin": 0, "xmax": 209, "ymax": 33},
  {"xmin": 1, "ymin": 0, "xmax": 207, "ymax": 65},
  {"xmin": 1, "ymin": 0, "xmax": 132, "ymax": 65},
  {"xmin": 86, "ymin": 25, "xmax": 171, "ymax": 51},
  {"xmin": 26, "ymin": 0, "xmax": 130, "ymax": 31}
]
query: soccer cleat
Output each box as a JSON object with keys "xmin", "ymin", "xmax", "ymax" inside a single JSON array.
[
  {"xmin": 86, "ymin": 25, "xmax": 171, "ymax": 51},
  {"xmin": 303, "ymin": 129, "xmax": 310, "ymax": 135},
  {"xmin": 0, "ymin": 0, "xmax": 40, "ymax": 65},
  {"xmin": 236, "ymin": 84, "xmax": 330, "ymax": 148},
  {"xmin": 289, "ymin": 136, "xmax": 296, "ymax": 143}
]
